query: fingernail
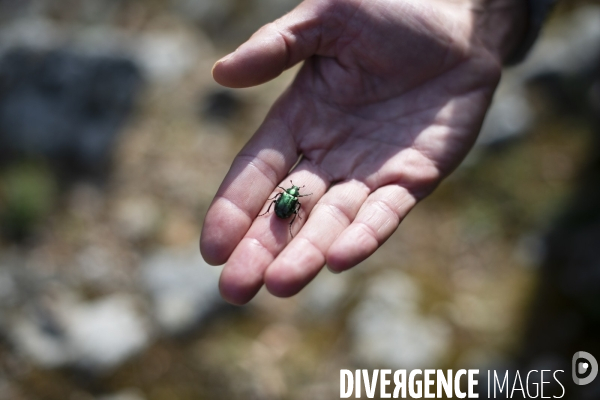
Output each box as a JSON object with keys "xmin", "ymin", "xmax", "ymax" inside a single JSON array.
[{"xmin": 217, "ymin": 49, "xmax": 236, "ymax": 64}]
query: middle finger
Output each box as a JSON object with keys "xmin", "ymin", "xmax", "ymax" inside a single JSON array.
[
  {"xmin": 264, "ymin": 179, "xmax": 370, "ymax": 297},
  {"xmin": 218, "ymin": 160, "xmax": 329, "ymax": 304}
]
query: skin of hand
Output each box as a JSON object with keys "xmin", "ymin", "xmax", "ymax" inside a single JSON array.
[{"xmin": 200, "ymin": 0, "xmax": 528, "ymax": 305}]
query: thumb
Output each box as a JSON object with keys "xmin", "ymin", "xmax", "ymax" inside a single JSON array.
[{"xmin": 212, "ymin": 1, "xmax": 333, "ymax": 88}]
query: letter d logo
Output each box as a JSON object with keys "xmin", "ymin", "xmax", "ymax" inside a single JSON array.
[{"xmin": 573, "ymin": 351, "xmax": 598, "ymax": 385}]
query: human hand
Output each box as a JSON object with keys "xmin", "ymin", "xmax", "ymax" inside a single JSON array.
[{"xmin": 200, "ymin": 0, "xmax": 527, "ymax": 304}]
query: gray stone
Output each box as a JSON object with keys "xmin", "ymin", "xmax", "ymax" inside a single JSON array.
[
  {"xmin": 174, "ymin": 0, "xmax": 236, "ymax": 25},
  {"xmin": 517, "ymin": 6, "xmax": 600, "ymax": 79},
  {"xmin": 348, "ymin": 271, "xmax": 451, "ymax": 369},
  {"xmin": 132, "ymin": 31, "xmax": 204, "ymax": 83},
  {"xmin": 141, "ymin": 246, "xmax": 224, "ymax": 335},
  {"xmin": 10, "ymin": 294, "xmax": 150, "ymax": 371},
  {"xmin": 0, "ymin": 17, "xmax": 63, "ymax": 53},
  {"xmin": 0, "ymin": 266, "xmax": 18, "ymax": 306},
  {"xmin": 475, "ymin": 6, "xmax": 600, "ymax": 150},
  {"xmin": 67, "ymin": 295, "xmax": 150, "ymax": 370},
  {"xmin": 0, "ymin": 47, "xmax": 142, "ymax": 176},
  {"xmin": 97, "ymin": 389, "xmax": 146, "ymax": 400},
  {"xmin": 477, "ymin": 84, "xmax": 533, "ymax": 147},
  {"xmin": 298, "ymin": 269, "xmax": 350, "ymax": 317},
  {"xmin": 113, "ymin": 196, "xmax": 161, "ymax": 241}
]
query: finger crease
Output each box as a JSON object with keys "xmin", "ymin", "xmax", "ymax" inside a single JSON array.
[
  {"xmin": 355, "ymin": 220, "xmax": 382, "ymax": 244},
  {"xmin": 272, "ymin": 22, "xmax": 294, "ymax": 69},
  {"xmin": 370, "ymin": 199, "xmax": 401, "ymax": 224},
  {"xmin": 296, "ymin": 235, "xmax": 326, "ymax": 258},
  {"xmin": 237, "ymin": 153, "xmax": 280, "ymax": 187},
  {"xmin": 247, "ymin": 237, "xmax": 277, "ymax": 262},
  {"xmin": 219, "ymin": 195, "xmax": 254, "ymax": 222},
  {"xmin": 318, "ymin": 202, "xmax": 354, "ymax": 227}
]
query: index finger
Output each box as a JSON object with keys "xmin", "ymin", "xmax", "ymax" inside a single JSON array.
[{"xmin": 200, "ymin": 113, "xmax": 298, "ymax": 265}]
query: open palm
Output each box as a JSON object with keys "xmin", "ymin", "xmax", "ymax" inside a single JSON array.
[{"xmin": 201, "ymin": 0, "xmax": 511, "ymax": 304}]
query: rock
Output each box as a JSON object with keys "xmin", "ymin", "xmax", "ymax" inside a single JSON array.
[
  {"xmin": 514, "ymin": 234, "xmax": 546, "ymax": 269},
  {"xmin": 0, "ymin": 47, "xmax": 142, "ymax": 176},
  {"xmin": 476, "ymin": 85, "xmax": 533, "ymax": 148},
  {"xmin": 348, "ymin": 271, "xmax": 451, "ymax": 369},
  {"xmin": 0, "ymin": 17, "xmax": 63, "ymax": 53},
  {"xmin": 175, "ymin": 0, "xmax": 300, "ymax": 45},
  {"xmin": 298, "ymin": 269, "xmax": 350, "ymax": 318},
  {"xmin": 11, "ymin": 310, "xmax": 72, "ymax": 368},
  {"xmin": 133, "ymin": 31, "xmax": 201, "ymax": 83},
  {"xmin": 141, "ymin": 246, "xmax": 224, "ymax": 335},
  {"xmin": 9, "ymin": 294, "xmax": 151, "ymax": 371},
  {"xmin": 474, "ymin": 6, "xmax": 600, "ymax": 151},
  {"xmin": 200, "ymin": 89, "xmax": 242, "ymax": 121},
  {"xmin": 67, "ymin": 296, "xmax": 150, "ymax": 370},
  {"xmin": 113, "ymin": 196, "xmax": 161, "ymax": 241},
  {"xmin": 0, "ymin": 15, "xmax": 214, "ymax": 85},
  {"xmin": 0, "ymin": 264, "xmax": 18, "ymax": 306},
  {"xmin": 174, "ymin": 0, "xmax": 235, "ymax": 25},
  {"xmin": 518, "ymin": 6, "xmax": 600, "ymax": 79},
  {"xmin": 97, "ymin": 389, "xmax": 146, "ymax": 400}
]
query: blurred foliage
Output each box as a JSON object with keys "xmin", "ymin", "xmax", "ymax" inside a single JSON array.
[{"xmin": 0, "ymin": 161, "xmax": 57, "ymax": 240}]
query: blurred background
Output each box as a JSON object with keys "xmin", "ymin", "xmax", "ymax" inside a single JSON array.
[{"xmin": 0, "ymin": 0, "xmax": 600, "ymax": 399}]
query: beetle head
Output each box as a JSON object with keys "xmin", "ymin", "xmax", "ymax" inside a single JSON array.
[{"xmin": 287, "ymin": 185, "xmax": 300, "ymax": 196}]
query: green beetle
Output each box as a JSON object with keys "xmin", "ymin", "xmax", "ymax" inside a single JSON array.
[{"xmin": 259, "ymin": 181, "xmax": 312, "ymax": 237}]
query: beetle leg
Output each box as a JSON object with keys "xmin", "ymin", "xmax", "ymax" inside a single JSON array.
[
  {"xmin": 298, "ymin": 193, "xmax": 312, "ymax": 198},
  {"xmin": 295, "ymin": 202, "xmax": 302, "ymax": 220},
  {"xmin": 289, "ymin": 215, "xmax": 296, "ymax": 238},
  {"xmin": 258, "ymin": 199, "xmax": 276, "ymax": 216},
  {"xmin": 267, "ymin": 192, "xmax": 282, "ymax": 201},
  {"xmin": 288, "ymin": 203, "xmax": 301, "ymax": 237}
]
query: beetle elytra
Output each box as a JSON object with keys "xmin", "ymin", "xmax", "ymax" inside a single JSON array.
[{"xmin": 259, "ymin": 180, "xmax": 312, "ymax": 237}]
